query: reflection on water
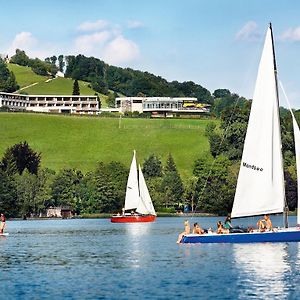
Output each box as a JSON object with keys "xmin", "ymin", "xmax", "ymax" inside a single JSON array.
[
  {"xmin": 234, "ymin": 243, "xmax": 290, "ymax": 299},
  {"xmin": 124, "ymin": 223, "xmax": 152, "ymax": 269},
  {"xmin": 0, "ymin": 217, "xmax": 300, "ymax": 299}
]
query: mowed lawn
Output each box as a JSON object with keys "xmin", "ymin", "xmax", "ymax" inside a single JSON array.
[
  {"xmin": 22, "ymin": 77, "xmax": 96, "ymax": 96},
  {"xmin": 0, "ymin": 113, "xmax": 216, "ymax": 178},
  {"xmin": 7, "ymin": 64, "xmax": 48, "ymax": 88}
]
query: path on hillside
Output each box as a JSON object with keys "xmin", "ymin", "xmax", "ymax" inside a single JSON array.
[
  {"xmin": 17, "ymin": 82, "xmax": 38, "ymax": 92},
  {"xmin": 15, "ymin": 77, "xmax": 56, "ymax": 93}
]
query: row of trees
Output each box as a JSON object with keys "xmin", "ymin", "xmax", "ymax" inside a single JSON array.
[
  {"xmin": 64, "ymin": 54, "xmax": 213, "ymax": 103},
  {"xmin": 0, "ymin": 142, "xmax": 187, "ymax": 217},
  {"xmin": 10, "ymin": 49, "xmax": 58, "ymax": 76}
]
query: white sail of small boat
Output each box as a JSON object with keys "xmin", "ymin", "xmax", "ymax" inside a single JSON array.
[
  {"xmin": 137, "ymin": 164, "xmax": 157, "ymax": 216},
  {"xmin": 124, "ymin": 150, "xmax": 140, "ymax": 211},
  {"xmin": 124, "ymin": 151, "xmax": 156, "ymax": 216},
  {"xmin": 231, "ymin": 25, "xmax": 286, "ymax": 218}
]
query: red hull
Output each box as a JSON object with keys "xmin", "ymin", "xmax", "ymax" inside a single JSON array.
[{"xmin": 111, "ymin": 215, "xmax": 156, "ymax": 223}]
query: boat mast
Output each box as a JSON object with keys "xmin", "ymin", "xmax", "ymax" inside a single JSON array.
[{"xmin": 270, "ymin": 23, "xmax": 289, "ymax": 228}]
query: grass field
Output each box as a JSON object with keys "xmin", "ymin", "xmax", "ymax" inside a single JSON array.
[
  {"xmin": 0, "ymin": 113, "xmax": 216, "ymax": 178},
  {"xmin": 7, "ymin": 64, "xmax": 48, "ymax": 88},
  {"xmin": 22, "ymin": 77, "xmax": 96, "ymax": 96}
]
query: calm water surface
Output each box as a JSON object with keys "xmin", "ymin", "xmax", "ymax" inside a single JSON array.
[{"xmin": 0, "ymin": 216, "xmax": 300, "ymax": 299}]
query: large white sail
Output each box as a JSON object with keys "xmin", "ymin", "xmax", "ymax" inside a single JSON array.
[
  {"xmin": 231, "ymin": 26, "xmax": 285, "ymax": 218},
  {"xmin": 136, "ymin": 164, "xmax": 156, "ymax": 216},
  {"xmin": 124, "ymin": 151, "xmax": 140, "ymax": 211}
]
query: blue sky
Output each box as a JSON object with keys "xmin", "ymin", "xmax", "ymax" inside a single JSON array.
[{"xmin": 1, "ymin": 0, "xmax": 300, "ymax": 107}]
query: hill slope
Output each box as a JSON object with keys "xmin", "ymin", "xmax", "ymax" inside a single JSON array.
[
  {"xmin": 7, "ymin": 63, "xmax": 109, "ymax": 106},
  {"xmin": 0, "ymin": 113, "xmax": 215, "ymax": 178}
]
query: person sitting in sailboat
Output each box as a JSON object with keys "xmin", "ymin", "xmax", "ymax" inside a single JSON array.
[
  {"xmin": 224, "ymin": 214, "xmax": 233, "ymax": 230},
  {"xmin": 216, "ymin": 221, "xmax": 229, "ymax": 234},
  {"xmin": 193, "ymin": 223, "xmax": 204, "ymax": 235},
  {"xmin": 177, "ymin": 220, "xmax": 190, "ymax": 243},
  {"xmin": 257, "ymin": 215, "xmax": 273, "ymax": 232}
]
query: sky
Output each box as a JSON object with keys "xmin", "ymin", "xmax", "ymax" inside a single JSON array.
[{"xmin": 1, "ymin": 0, "xmax": 300, "ymax": 107}]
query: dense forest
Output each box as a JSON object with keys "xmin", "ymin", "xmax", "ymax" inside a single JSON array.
[{"xmin": 65, "ymin": 54, "xmax": 213, "ymax": 103}]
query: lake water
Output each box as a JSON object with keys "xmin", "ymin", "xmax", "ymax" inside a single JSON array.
[{"xmin": 0, "ymin": 216, "xmax": 300, "ymax": 299}]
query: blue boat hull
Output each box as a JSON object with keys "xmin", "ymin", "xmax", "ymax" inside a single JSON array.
[{"xmin": 181, "ymin": 228, "xmax": 300, "ymax": 244}]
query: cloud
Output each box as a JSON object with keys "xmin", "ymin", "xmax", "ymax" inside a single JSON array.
[
  {"xmin": 5, "ymin": 20, "xmax": 141, "ymax": 66},
  {"xmin": 102, "ymin": 35, "xmax": 140, "ymax": 65},
  {"xmin": 236, "ymin": 21, "xmax": 260, "ymax": 41},
  {"xmin": 77, "ymin": 20, "xmax": 109, "ymax": 32},
  {"xmin": 74, "ymin": 20, "xmax": 140, "ymax": 65},
  {"xmin": 6, "ymin": 31, "xmax": 55, "ymax": 58},
  {"xmin": 74, "ymin": 31, "xmax": 111, "ymax": 54},
  {"xmin": 127, "ymin": 20, "xmax": 144, "ymax": 29},
  {"xmin": 280, "ymin": 27, "xmax": 300, "ymax": 41},
  {"xmin": 7, "ymin": 32, "xmax": 37, "ymax": 55}
]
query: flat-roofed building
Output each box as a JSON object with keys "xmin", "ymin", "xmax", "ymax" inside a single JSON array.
[
  {"xmin": 116, "ymin": 96, "xmax": 210, "ymax": 117},
  {"xmin": 0, "ymin": 92, "xmax": 29, "ymax": 110},
  {"xmin": 0, "ymin": 92, "xmax": 99, "ymax": 114}
]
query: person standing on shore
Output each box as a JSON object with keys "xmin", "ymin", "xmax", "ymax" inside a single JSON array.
[{"xmin": 0, "ymin": 214, "xmax": 6, "ymax": 234}]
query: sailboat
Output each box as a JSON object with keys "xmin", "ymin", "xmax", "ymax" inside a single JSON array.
[
  {"xmin": 181, "ymin": 24, "xmax": 300, "ymax": 243},
  {"xmin": 111, "ymin": 151, "xmax": 157, "ymax": 223}
]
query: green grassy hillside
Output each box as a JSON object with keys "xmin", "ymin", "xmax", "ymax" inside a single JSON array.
[
  {"xmin": 7, "ymin": 63, "xmax": 109, "ymax": 106},
  {"xmin": 22, "ymin": 77, "xmax": 96, "ymax": 95},
  {"xmin": 0, "ymin": 113, "xmax": 216, "ymax": 178},
  {"xmin": 7, "ymin": 63, "xmax": 48, "ymax": 88}
]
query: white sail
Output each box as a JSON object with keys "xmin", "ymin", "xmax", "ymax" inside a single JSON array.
[
  {"xmin": 136, "ymin": 164, "xmax": 156, "ymax": 216},
  {"xmin": 124, "ymin": 151, "xmax": 140, "ymax": 211},
  {"xmin": 231, "ymin": 26, "xmax": 285, "ymax": 218}
]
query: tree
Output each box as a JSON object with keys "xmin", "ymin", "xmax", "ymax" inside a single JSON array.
[
  {"xmin": 142, "ymin": 154, "xmax": 162, "ymax": 178},
  {"xmin": 161, "ymin": 154, "xmax": 184, "ymax": 207},
  {"xmin": 1, "ymin": 141, "xmax": 41, "ymax": 175},
  {"xmin": 51, "ymin": 168, "xmax": 83, "ymax": 209},
  {"xmin": 184, "ymin": 176, "xmax": 198, "ymax": 212},
  {"xmin": 93, "ymin": 161, "xmax": 128, "ymax": 212},
  {"xmin": 58, "ymin": 55, "xmax": 65, "ymax": 72},
  {"xmin": 10, "ymin": 49, "xmax": 30, "ymax": 66},
  {"xmin": 50, "ymin": 56, "xmax": 57, "ymax": 66},
  {"xmin": 193, "ymin": 155, "xmax": 235, "ymax": 215},
  {"xmin": 205, "ymin": 106, "xmax": 250, "ymax": 160},
  {"xmin": 164, "ymin": 153, "xmax": 177, "ymax": 172},
  {"xmin": 107, "ymin": 92, "xmax": 116, "ymax": 107},
  {"xmin": 213, "ymin": 89, "xmax": 231, "ymax": 98},
  {"xmin": 15, "ymin": 170, "xmax": 39, "ymax": 218},
  {"xmin": 72, "ymin": 79, "xmax": 80, "ymax": 95},
  {"xmin": 0, "ymin": 170, "xmax": 18, "ymax": 217},
  {"xmin": 0, "ymin": 58, "xmax": 19, "ymax": 92}
]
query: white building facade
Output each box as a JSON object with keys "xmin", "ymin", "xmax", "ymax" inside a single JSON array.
[
  {"xmin": 0, "ymin": 92, "xmax": 99, "ymax": 114},
  {"xmin": 116, "ymin": 97, "xmax": 210, "ymax": 117}
]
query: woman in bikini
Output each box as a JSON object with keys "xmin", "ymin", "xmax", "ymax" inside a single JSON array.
[{"xmin": 177, "ymin": 220, "xmax": 190, "ymax": 243}]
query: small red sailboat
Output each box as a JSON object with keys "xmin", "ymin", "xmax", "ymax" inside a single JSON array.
[{"xmin": 111, "ymin": 151, "xmax": 156, "ymax": 223}]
